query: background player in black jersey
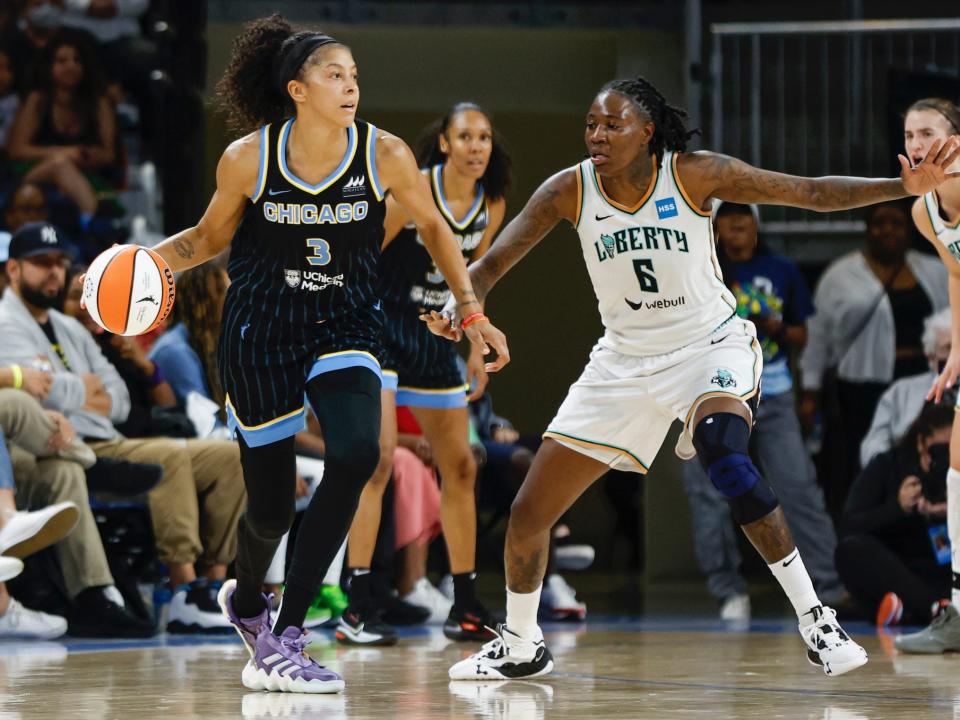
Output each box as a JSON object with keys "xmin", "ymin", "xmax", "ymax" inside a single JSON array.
[
  {"xmin": 337, "ymin": 103, "xmax": 512, "ymax": 645},
  {"xmin": 131, "ymin": 15, "xmax": 509, "ymax": 694}
]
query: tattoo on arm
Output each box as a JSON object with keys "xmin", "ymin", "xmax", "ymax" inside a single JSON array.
[
  {"xmin": 173, "ymin": 237, "xmax": 196, "ymax": 260},
  {"xmin": 470, "ymin": 186, "xmax": 562, "ymax": 301},
  {"xmin": 702, "ymin": 153, "xmax": 906, "ymax": 211}
]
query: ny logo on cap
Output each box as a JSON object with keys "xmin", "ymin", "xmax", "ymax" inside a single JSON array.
[{"xmin": 41, "ymin": 226, "xmax": 58, "ymax": 245}]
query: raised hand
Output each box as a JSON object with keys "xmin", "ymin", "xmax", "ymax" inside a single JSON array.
[{"xmin": 899, "ymin": 135, "xmax": 960, "ymax": 196}]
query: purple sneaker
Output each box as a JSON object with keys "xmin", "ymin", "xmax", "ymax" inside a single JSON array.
[
  {"xmin": 217, "ymin": 579, "xmax": 271, "ymax": 658},
  {"xmin": 242, "ymin": 626, "xmax": 345, "ymax": 693}
]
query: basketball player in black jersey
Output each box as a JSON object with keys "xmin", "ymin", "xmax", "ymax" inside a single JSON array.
[
  {"xmin": 337, "ymin": 103, "xmax": 511, "ymax": 645},
  {"xmin": 140, "ymin": 15, "xmax": 509, "ymax": 694}
]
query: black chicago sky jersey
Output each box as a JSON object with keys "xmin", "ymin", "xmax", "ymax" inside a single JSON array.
[
  {"xmin": 224, "ymin": 118, "xmax": 387, "ymax": 331},
  {"xmin": 377, "ymin": 163, "xmax": 488, "ymax": 312}
]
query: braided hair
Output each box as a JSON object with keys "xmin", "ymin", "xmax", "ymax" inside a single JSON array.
[
  {"xmin": 416, "ymin": 102, "xmax": 513, "ymax": 201},
  {"xmin": 599, "ymin": 77, "xmax": 699, "ymax": 166},
  {"xmin": 172, "ymin": 265, "xmax": 229, "ymax": 412}
]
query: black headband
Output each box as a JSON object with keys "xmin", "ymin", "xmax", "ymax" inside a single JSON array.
[{"xmin": 274, "ymin": 33, "xmax": 338, "ymax": 97}]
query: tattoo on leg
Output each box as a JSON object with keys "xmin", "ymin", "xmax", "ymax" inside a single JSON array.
[
  {"xmin": 740, "ymin": 507, "xmax": 796, "ymax": 564},
  {"xmin": 173, "ymin": 238, "xmax": 195, "ymax": 260},
  {"xmin": 506, "ymin": 543, "xmax": 546, "ymax": 594}
]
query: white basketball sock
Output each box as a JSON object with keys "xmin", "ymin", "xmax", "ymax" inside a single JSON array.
[
  {"xmin": 947, "ymin": 469, "xmax": 960, "ymax": 607},
  {"xmin": 506, "ymin": 585, "xmax": 542, "ymax": 642},
  {"xmin": 767, "ymin": 548, "xmax": 822, "ymax": 626}
]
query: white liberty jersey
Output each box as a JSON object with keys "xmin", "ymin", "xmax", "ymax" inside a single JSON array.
[
  {"xmin": 922, "ymin": 191, "xmax": 960, "ymax": 263},
  {"xmin": 574, "ymin": 151, "xmax": 737, "ymax": 356}
]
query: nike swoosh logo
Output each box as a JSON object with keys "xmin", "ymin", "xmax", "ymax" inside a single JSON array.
[
  {"xmin": 595, "ymin": 214, "xmax": 613, "ymax": 221},
  {"xmin": 710, "ymin": 334, "xmax": 730, "ymax": 345},
  {"xmin": 782, "ymin": 552, "xmax": 798, "ymax": 567},
  {"xmin": 625, "ymin": 298, "xmax": 644, "ymax": 310},
  {"xmin": 268, "ymin": 188, "xmax": 292, "ymax": 196}
]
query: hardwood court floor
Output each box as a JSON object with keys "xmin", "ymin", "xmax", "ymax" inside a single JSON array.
[{"xmin": 1, "ymin": 618, "xmax": 957, "ymax": 720}]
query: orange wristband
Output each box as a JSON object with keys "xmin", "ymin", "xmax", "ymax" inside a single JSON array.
[{"xmin": 460, "ymin": 312, "xmax": 488, "ymax": 330}]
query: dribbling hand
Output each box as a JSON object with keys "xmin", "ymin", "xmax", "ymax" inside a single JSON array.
[{"xmin": 899, "ymin": 135, "xmax": 960, "ymax": 196}]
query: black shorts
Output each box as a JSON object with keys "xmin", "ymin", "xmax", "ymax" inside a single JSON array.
[
  {"xmin": 219, "ymin": 302, "xmax": 385, "ymax": 446},
  {"xmin": 380, "ymin": 306, "xmax": 466, "ymax": 409}
]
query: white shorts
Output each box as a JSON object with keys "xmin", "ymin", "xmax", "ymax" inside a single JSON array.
[{"xmin": 543, "ymin": 317, "xmax": 762, "ymax": 473}]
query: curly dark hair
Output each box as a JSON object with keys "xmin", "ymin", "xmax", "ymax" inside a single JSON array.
[
  {"xmin": 35, "ymin": 29, "xmax": 106, "ymax": 136},
  {"xmin": 415, "ymin": 102, "xmax": 512, "ymax": 202},
  {"xmin": 599, "ymin": 77, "xmax": 699, "ymax": 167},
  {"xmin": 215, "ymin": 13, "xmax": 349, "ymax": 135},
  {"xmin": 172, "ymin": 265, "xmax": 230, "ymax": 411}
]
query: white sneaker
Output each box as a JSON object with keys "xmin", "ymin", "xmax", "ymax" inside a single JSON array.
[
  {"xmin": 540, "ymin": 574, "xmax": 586, "ymax": 621},
  {"xmin": 403, "ymin": 578, "xmax": 453, "ymax": 625},
  {"xmin": 800, "ymin": 606, "xmax": 868, "ymax": 676},
  {"xmin": 438, "ymin": 574, "xmax": 454, "ymax": 602},
  {"xmin": 0, "ymin": 502, "xmax": 79, "ymax": 559},
  {"xmin": 0, "ymin": 557, "xmax": 23, "ymax": 582},
  {"xmin": 555, "ymin": 543, "xmax": 595, "ymax": 571},
  {"xmin": 719, "ymin": 593, "xmax": 751, "ymax": 622},
  {"xmin": 0, "ymin": 597, "xmax": 67, "ymax": 639},
  {"xmin": 449, "ymin": 624, "xmax": 554, "ymax": 680}
]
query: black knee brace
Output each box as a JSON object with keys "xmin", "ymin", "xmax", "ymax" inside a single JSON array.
[{"xmin": 692, "ymin": 412, "xmax": 779, "ymax": 525}]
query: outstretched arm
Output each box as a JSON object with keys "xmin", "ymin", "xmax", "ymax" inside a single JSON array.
[
  {"xmin": 680, "ymin": 136, "xmax": 960, "ymax": 212},
  {"xmin": 468, "ymin": 168, "xmax": 579, "ymax": 303},
  {"xmin": 150, "ymin": 132, "xmax": 260, "ymax": 272}
]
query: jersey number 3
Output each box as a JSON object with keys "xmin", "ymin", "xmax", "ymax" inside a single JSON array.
[
  {"xmin": 306, "ymin": 238, "xmax": 332, "ymax": 266},
  {"xmin": 625, "ymin": 258, "xmax": 658, "ymax": 310}
]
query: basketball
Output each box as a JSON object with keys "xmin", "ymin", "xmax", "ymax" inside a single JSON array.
[{"xmin": 82, "ymin": 244, "xmax": 176, "ymax": 336}]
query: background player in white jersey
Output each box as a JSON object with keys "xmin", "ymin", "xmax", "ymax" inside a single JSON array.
[
  {"xmin": 429, "ymin": 76, "xmax": 960, "ymax": 681},
  {"xmin": 896, "ymin": 97, "xmax": 960, "ymax": 653}
]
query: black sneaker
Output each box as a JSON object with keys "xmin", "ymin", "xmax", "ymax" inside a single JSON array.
[
  {"xmin": 69, "ymin": 587, "xmax": 156, "ymax": 638},
  {"xmin": 167, "ymin": 579, "xmax": 235, "ymax": 634},
  {"xmin": 444, "ymin": 602, "xmax": 501, "ymax": 642},
  {"xmin": 379, "ymin": 593, "xmax": 431, "ymax": 626},
  {"xmin": 86, "ymin": 458, "xmax": 162, "ymax": 498},
  {"xmin": 335, "ymin": 605, "xmax": 398, "ymax": 646}
]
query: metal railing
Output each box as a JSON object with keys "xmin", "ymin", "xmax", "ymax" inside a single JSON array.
[{"xmin": 710, "ymin": 19, "xmax": 960, "ymax": 233}]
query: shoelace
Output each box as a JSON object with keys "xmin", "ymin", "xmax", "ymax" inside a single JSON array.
[
  {"xmin": 801, "ymin": 607, "xmax": 845, "ymax": 648},
  {"xmin": 278, "ymin": 630, "xmax": 314, "ymax": 667},
  {"xmin": 473, "ymin": 625, "xmax": 510, "ymax": 659}
]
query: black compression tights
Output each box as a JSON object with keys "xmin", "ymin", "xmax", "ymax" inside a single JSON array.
[{"xmin": 232, "ymin": 366, "xmax": 381, "ymax": 631}]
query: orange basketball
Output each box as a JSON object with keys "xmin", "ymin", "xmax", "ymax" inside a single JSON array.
[{"xmin": 82, "ymin": 244, "xmax": 176, "ymax": 336}]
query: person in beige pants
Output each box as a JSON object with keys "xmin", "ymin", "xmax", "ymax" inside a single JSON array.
[{"xmin": 0, "ymin": 387, "xmax": 154, "ymax": 637}]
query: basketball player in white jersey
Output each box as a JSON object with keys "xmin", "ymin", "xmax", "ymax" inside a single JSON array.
[
  {"xmin": 896, "ymin": 97, "xmax": 960, "ymax": 653},
  {"xmin": 425, "ymin": 77, "xmax": 960, "ymax": 680}
]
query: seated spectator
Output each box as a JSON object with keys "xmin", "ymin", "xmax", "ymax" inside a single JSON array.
[
  {"xmin": 7, "ymin": 29, "xmax": 117, "ymax": 251},
  {"xmin": 0, "ymin": 404, "xmax": 76, "ymax": 640},
  {"xmin": 860, "ymin": 308, "xmax": 952, "ymax": 467},
  {"xmin": 801, "ymin": 200, "xmax": 949, "ymax": 513},
  {"xmin": 63, "ymin": 264, "xmax": 183, "ymax": 438},
  {"xmin": 0, "ymin": 45, "xmax": 19, "ymax": 154},
  {"xmin": 58, "ymin": 0, "xmax": 157, "ymax": 107},
  {"xmin": 682, "ymin": 201, "xmax": 844, "ymax": 621},
  {"xmin": 0, "ymin": 384, "xmax": 153, "ymax": 637},
  {"xmin": 837, "ymin": 402, "xmax": 953, "ymax": 626},
  {"xmin": 0, "ymin": 222, "xmax": 246, "ymax": 634}
]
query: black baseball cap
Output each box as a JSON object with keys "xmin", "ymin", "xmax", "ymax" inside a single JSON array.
[{"xmin": 8, "ymin": 222, "xmax": 75, "ymax": 261}]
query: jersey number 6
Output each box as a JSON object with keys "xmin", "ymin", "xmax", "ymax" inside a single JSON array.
[
  {"xmin": 306, "ymin": 238, "xmax": 332, "ymax": 266},
  {"xmin": 625, "ymin": 258, "xmax": 659, "ymax": 310}
]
